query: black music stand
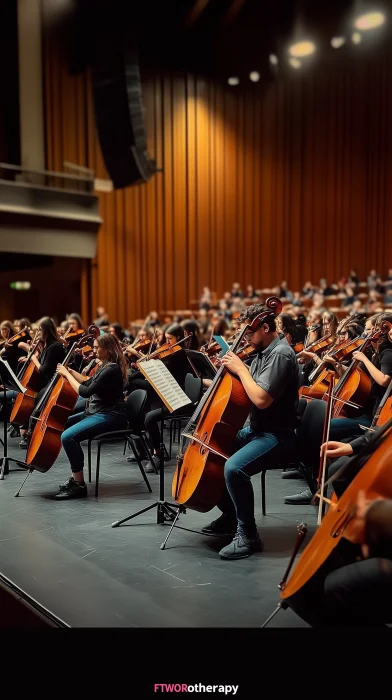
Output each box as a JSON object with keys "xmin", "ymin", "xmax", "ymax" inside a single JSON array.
[
  {"xmin": 0, "ymin": 358, "xmax": 28, "ymax": 480},
  {"xmin": 185, "ymin": 350, "xmax": 217, "ymax": 380},
  {"xmin": 111, "ymin": 359, "xmax": 192, "ymax": 549}
]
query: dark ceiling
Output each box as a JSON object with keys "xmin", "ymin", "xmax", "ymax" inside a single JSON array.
[{"xmin": 62, "ymin": 0, "xmax": 391, "ymax": 82}]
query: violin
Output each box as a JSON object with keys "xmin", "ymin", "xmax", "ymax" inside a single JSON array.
[
  {"xmin": 60, "ymin": 327, "xmax": 85, "ymax": 346},
  {"xmin": 0, "ymin": 326, "xmax": 32, "ymax": 355},
  {"xmin": 137, "ymin": 336, "xmax": 189, "ymax": 363},
  {"xmin": 25, "ymin": 326, "xmax": 100, "ymax": 473},
  {"xmin": 277, "ymin": 416, "xmax": 392, "ymax": 620},
  {"xmin": 172, "ymin": 297, "xmax": 282, "ymax": 512}
]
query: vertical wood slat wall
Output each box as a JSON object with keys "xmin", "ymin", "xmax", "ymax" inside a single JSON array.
[{"xmin": 43, "ymin": 41, "xmax": 392, "ymax": 325}]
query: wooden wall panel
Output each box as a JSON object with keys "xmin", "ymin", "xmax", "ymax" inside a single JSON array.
[{"xmin": 43, "ymin": 34, "xmax": 392, "ymax": 326}]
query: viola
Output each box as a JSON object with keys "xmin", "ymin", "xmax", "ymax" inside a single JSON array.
[
  {"xmin": 0, "ymin": 326, "xmax": 32, "ymax": 355},
  {"xmin": 25, "ymin": 326, "xmax": 100, "ymax": 473},
  {"xmin": 172, "ymin": 297, "xmax": 282, "ymax": 512},
  {"xmin": 278, "ymin": 416, "xmax": 392, "ymax": 618},
  {"xmin": 60, "ymin": 328, "xmax": 85, "ymax": 346}
]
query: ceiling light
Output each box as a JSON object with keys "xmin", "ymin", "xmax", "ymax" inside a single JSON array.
[
  {"xmin": 331, "ymin": 36, "xmax": 346, "ymax": 48},
  {"xmin": 351, "ymin": 31, "xmax": 362, "ymax": 44},
  {"xmin": 269, "ymin": 54, "xmax": 278, "ymax": 66},
  {"xmin": 249, "ymin": 71, "xmax": 260, "ymax": 82},
  {"xmin": 288, "ymin": 40, "xmax": 316, "ymax": 57},
  {"xmin": 355, "ymin": 11, "xmax": 385, "ymax": 30},
  {"xmin": 289, "ymin": 57, "xmax": 302, "ymax": 69},
  {"xmin": 228, "ymin": 77, "xmax": 239, "ymax": 86}
]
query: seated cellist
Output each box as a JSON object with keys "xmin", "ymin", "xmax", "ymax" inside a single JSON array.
[{"xmin": 201, "ymin": 303, "xmax": 300, "ymax": 560}]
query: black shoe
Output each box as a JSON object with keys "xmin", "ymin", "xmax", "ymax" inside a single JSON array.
[
  {"xmin": 201, "ymin": 514, "xmax": 237, "ymax": 536},
  {"xmin": 219, "ymin": 530, "xmax": 264, "ymax": 560},
  {"xmin": 19, "ymin": 438, "xmax": 28, "ymax": 449},
  {"xmin": 54, "ymin": 477, "xmax": 87, "ymax": 500},
  {"xmin": 10, "ymin": 427, "xmax": 20, "ymax": 438},
  {"xmin": 284, "ymin": 487, "xmax": 314, "ymax": 505}
]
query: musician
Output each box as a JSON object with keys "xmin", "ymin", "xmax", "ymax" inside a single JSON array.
[
  {"xmin": 285, "ymin": 315, "xmax": 392, "ymax": 506},
  {"xmin": 142, "ymin": 324, "xmax": 193, "ymax": 472},
  {"xmin": 289, "ymin": 490, "xmax": 392, "ymax": 627},
  {"xmin": 328, "ymin": 313, "xmax": 392, "ymax": 441},
  {"xmin": 276, "ymin": 313, "xmax": 300, "ymax": 347},
  {"xmin": 53, "ymin": 333, "xmax": 128, "ymax": 500},
  {"xmin": 67, "ymin": 313, "xmax": 86, "ymax": 333},
  {"xmin": 181, "ymin": 319, "xmax": 201, "ymax": 350},
  {"xmin": 0, "ymin": 320, "xmax": 24, "ymax": 373},
  {"xmin": 201, "ymin": 303, "xmax": 300, "ymax": 560},
  {"xmin": 19, "ymin": 317, "xmax": 66, "ymax": 448}
]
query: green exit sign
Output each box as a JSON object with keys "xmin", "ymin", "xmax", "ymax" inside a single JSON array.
[{"xmin": 10, "ymin": 281, "xmax": 31, "ymax": 290}]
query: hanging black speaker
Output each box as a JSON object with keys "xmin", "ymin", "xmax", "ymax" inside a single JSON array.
[{"xmin": 90, "ymin": 44, "xmax": 157, "ymax": 188}]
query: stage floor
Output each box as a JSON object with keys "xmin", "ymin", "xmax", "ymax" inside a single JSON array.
[{"xmin": 0, "ymin": 427, "xmax": 315, "ymax": 627}]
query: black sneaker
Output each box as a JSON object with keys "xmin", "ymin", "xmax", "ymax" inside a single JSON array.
[
  {"xmin": 19, "ymin": 438, "xmax": 29, "ymax": 449},
  {"xmin": 201, "ymin": 514, "xmax": 237, "ymax": 536},
  {"xmin": 54, "ymin": 477, "xmax": 87, "ymax": 500},
  {"xmin": 284, "ymin": 487, "xmax": 314, "ymax": 505},
  {"xmin": 219, "ymin": 530, "xmax": 263, "ymax": 560}
]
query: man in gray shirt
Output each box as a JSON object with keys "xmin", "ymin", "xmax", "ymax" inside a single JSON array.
[{"xmin": 202, "ymin": 303, "xmax": 300, "ymax": 560}]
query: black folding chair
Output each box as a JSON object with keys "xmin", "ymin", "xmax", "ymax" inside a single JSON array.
[
  {"xmin": 87, "ymin": 390, "xmax": 156, "ymax": 497},
  {"xmin": 165, "ymin": 373, "xmax": 203, "ymax": 458}
]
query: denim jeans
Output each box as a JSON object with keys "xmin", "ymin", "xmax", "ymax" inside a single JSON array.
[
  {"xmin": 218, "ymin": 426, "xmax": 297, "ymax": 535},
  {"xmin": 329, "ymin": 415, "xmax": 371, "ymax": 441},
  {"xmin": 61, "ymin": 411, "xmax": 128, "ymax": 474}
]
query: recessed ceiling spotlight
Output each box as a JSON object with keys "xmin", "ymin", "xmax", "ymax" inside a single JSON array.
[
  {"xmin": 288, "ymin": 40, "xmax": 316, "ymax": 57},
  {"xmin": 351, "ymin": 31, "xmax": 362, "ymax": 44},
  {"xmin": 355, "ymin": 11, "xmax": 385, "ymax": 30},
  {"xmin": 269, "ymin": 54, "xmax": 278, "ymax": 66},
  {"xmin": 289, "ymin": 57, "xmax": 302, "ymax": 69},
  {"xmin": 249, "ymin": 71, "xmax": 260, "ymax": 82},
  {"xmin": 331, "ymin": 36, "xmax": 346, "ymax": 48},
  {"xmin": 228, "ymin": 77, "xmax": 239, "ymax": 86}
]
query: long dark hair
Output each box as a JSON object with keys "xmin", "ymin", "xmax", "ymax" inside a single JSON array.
[
  {"xmin": 181, "ymin": 320, "xmax": 200, "ymax": 350},
  {"xmin": 165, "ymin": 324, "xmax": 185, "ymax": 342},
  {"xmin": 96, "ymin": 333, "xmax": 128, "ymax": 380},
  {"xmin": 39, "ymin": 317, "xmax": 60, "ymax": 347},
  {"xmin": 278, "ymin": 313, "xmax": 297, "ymax": 345}
]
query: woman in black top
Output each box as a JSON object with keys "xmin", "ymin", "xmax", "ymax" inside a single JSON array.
[
  {"xmin": 142, "ymin": 324, "xmax": 193, "ymax": 472},
  {"xmin": 19, "ymin": 317, "xmax": 66, "ymax": 447},
  {"xmin": 54, "ymin": 333, "xmax": 128, "ymax": 500}
]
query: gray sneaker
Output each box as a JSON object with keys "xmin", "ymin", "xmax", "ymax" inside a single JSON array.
[
  {"xmin": 219, "ymin": 530, "xmax": 263, "ymax": 560},
  {"xmin": 142, "ymin": 455, "xmax": 160, "ymax": 473}
]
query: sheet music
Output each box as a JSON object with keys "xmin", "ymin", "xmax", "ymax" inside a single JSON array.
[
  {"xmin": 137, "ymin": 359, "xmax": 192, "ymax": 413},
  {"xmin": 0, "ymin": 357, "xmax": 27, "ymax": 393}
]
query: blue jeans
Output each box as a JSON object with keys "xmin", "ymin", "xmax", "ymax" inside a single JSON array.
[
  {"xmin": 219, "ymin": 426, "xmax": 297, "ymax": 535},
  {"xmin": 61, "ymin": 411, "xmax": 128, "ymax": 474},
  {"xmin": 329, "ymin": 415, "xmax": 371, "ymax": 442}
]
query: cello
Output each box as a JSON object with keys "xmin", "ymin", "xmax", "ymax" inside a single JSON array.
[
  {"xmin": 276, "ymin": 416, "xmax": 392, "ymax": 622},
  {"xmin": 22, "ymin": 326, "xmax": 100, "ymax": 475},
  {"xmin": 10, "ymin": 330, "xmax": 43, "ymax": 425},
  {"xmin": 324, "ymin": 322, "xmax": 391, "ymax": 419},
  {"xmin": 172, "ymin": 297, "xmax": 282, "ymax": 512}
]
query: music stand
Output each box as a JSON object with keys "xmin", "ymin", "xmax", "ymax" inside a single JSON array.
[
  {"xmin": 0, "ymin": 357, "xmax": 28, "ymax": 480},
  {"xmin": 185, "ymin": 350, "xmax": 217, "ymax": 380},
  {"xmin": 111, "ymin": 359, "xmax": 192, "ymax": 547}
]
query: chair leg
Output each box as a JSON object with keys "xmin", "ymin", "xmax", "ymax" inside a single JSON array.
[
  {"xmin": 130, "ymin": 439, "xmax": 152, "ymax": 493},
  {"xmin": 87, "ymin": 440, "xmax": 92, "ymax": 483},
  {"xmin": 261, "ymin": 470, "xmax": 266, "ymax": 516},
  {"xmin": 123, "ymin": 438, "xmax": 128, "ymax": 456},
  {"xmin": 95, "ymin": 443, "xmax": 102, "ymax": 498},
  {"xmin": 169, "ymin": 421, "xmax": 173, "ymax": 459}
]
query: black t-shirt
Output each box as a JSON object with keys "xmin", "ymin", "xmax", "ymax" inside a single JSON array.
[
  {"xmin": 79, "ymin": 362, "xmax": 126, "ymax": 415},
  {"xmin": 362, "ymin": 346, "xmax": 392, "ymax": 418},
  {"xmin": 249, "ymin": 336, "xmax": 300, "ymax": 433},
  {"xmin": 39, "ymin": 342, "xmax": 66, "ymax": 388}
]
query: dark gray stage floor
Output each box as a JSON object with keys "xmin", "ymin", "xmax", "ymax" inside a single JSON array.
[{"xmin": 0, "ymin": 427, "xmax": 316, "ymax": 627}]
